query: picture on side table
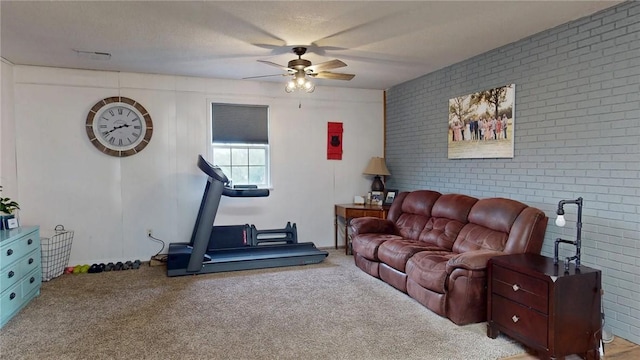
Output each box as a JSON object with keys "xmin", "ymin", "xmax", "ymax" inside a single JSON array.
[
  {"xmin": 448, "ymin": 83, "xmax": 515, "ymax": 159},
  {"xmin": 384, "ymin": 190, "xmax": 398, "ymax": 205},
  {"xmin": 371, "ymin": 191, "xmax": 384, "ymax": 206}
]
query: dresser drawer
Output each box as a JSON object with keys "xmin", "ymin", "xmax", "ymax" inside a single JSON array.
[
  {"xmin": 348, "ymin": 209, "xmax": 384, "ymax": 218},
  {"xmin": 22, "ymin": 268, "xmax": 41, "ymax": 296},
  {"xmin": 0, "ymin": 281, "xmax": 23, "ymax": 319},
  {"xmin": 492, "ymin": 294, "xmax": 548, "ymax": 348},
  {"xmin": 0, "ymin": 248, "xmax": 41, "ymax": 292},
  {"xmin": 0, "ymin": 232, "xmax": 39, "ymax": 268},
  {"xmin": 492, "ymin": 265, "xmax": 548, "ymax": 314},
  {"xmin": 1, "ymin": 260, "xmax": 22, "ymax": 291}
]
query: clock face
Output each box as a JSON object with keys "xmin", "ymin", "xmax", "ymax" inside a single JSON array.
[{"xmin": 86, "ymin": 97, "xmax": 153, "ymax": 157}]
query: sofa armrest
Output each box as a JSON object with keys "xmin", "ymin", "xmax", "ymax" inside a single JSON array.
[
  {"xmin": 446, "ymin": 250, "xmax": 504, "ymax": 272},
  {"xmin": 350, "ymin": 217, "xmax": 398, "ymax": 236}
]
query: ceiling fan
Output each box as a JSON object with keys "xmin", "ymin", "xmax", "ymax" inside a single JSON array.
[{"xmin": 246, "ymin": 47, "xmax": 355, "ymax": 93}]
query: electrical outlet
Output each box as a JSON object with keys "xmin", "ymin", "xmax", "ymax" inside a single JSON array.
[{"xmin": 146, "ymin": 229, "xmax": 152, "ymax": 237}]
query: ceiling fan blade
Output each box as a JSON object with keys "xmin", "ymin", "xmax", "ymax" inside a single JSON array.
[
  {"xmin": 310, "ymin": 72, "xmax": 355, "ymax": 81},
  {"xmin": 257, "ymin": 60, "xmax": 295, "ymax": 73},
  {"xmin": 242, "ymin": 73, "xmax": 288, "ymax": 80},
  {"xmin": 305, "ymin": 59, "xmax": 347, "ymax": 73}
]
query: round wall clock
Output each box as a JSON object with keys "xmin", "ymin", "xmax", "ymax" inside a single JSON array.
[{"xmin": 85, "ymin": 96, "xmax": 153, "ymax": 157}]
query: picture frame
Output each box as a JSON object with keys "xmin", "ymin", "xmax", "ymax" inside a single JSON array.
[
  {"xmin": 371, "ymin": 191, "xmax": 384, "ymax": 206},
  {"xmin": 0, "ymin": 214, "xmax": 16, "ymax": 230},
  {"xmin": 447, "ymin": 83, "xmax": 515, "ymax": 159},
  {"xmin": 384, "ymin": 190, "xmax": 398, "ymax": 205},
  {"xmin": 6, "ymin": 217, "xmax": 19, "ymax": 229}
]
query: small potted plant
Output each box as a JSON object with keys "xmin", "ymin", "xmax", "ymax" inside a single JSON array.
[{"xmin": 0, "ymin": 186, "xmax": 20, "ymax": 230}]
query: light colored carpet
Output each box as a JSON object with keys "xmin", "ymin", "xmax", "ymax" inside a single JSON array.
[{"xmin": 0, "ymin": 249, "xmax": 525, "ymax": 359}]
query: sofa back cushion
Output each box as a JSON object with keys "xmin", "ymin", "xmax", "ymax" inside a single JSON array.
[
  {"xmin": 504, "ymin": 207, "xmax": 548, "ymax": 254},
  {"xmin": 417, "ymin": 194, "xmax": 478, "ymax": 250},
  {"xmin": 452, "ymin": 198, "xmax": 527, "ymax": 253},
  {"xmin": 392, "ymin": 190, "xmax": 441, "ymax": 240}
]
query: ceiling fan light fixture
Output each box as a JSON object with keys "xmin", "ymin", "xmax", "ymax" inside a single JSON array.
[
  {"xmin": 285, "ymin": 80, "xmax": 296, "ymax": 93},
  {"xmin": 256, "ymin": 46, "xmax": 353, "ymax": 94},
  {"xmin": 284, "ymin": 74, "xmax": 314, "ymax": 93},
  {"xmin": 303, "ymin": 80, "xmax": 315, "ymax": 93}
]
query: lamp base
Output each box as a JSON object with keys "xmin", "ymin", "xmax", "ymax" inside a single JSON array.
[{"xmin": 371, "ymin": 176, "xmax": 384, "ymax": 192}]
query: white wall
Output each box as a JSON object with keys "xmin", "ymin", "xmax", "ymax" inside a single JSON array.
[
  {"xmin": 1, "ymin": 60, "xmax": 18, "ymax": 198},
  {"xmin": 6, "ymin": 65, "xmax": 384, "ymax": 264}
]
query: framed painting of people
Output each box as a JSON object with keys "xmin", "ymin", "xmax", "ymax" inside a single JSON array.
[{"xmin": 447, "ymin": 84, "xmax": 515, "ymax": 159}]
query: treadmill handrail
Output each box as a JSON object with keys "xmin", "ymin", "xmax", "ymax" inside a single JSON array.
[{"xmin": 223, "ymin": 187, "xmax": 269, "ymax": 197}]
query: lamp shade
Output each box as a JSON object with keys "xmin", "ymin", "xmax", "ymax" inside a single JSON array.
[
  {"xmin": 363, "ymin": 157, "xmax": 391, "ymax": 192},
  {"xmin": 363, "ymin": 157, "xmax": 391, "ymax": 176}
]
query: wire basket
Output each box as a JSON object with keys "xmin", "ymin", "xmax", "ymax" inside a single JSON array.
[{"xmin": 40, "ymin": 225, "xmax": 74, "ymax": 281}]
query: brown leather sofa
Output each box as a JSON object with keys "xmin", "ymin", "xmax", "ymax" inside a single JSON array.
[{"xmin": 350, "ymin": 190, "xmax": 548, "ymax": 325}]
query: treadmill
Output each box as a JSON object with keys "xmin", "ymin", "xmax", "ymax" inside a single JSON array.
[{"xmin": 166, "ymin": 155, "xmax": 328, "ymax": 277}]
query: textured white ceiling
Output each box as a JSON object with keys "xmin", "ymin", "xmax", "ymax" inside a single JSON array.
[{"xmin": 0, "ymin": 1, "xmax": 621, "ymax": 90}]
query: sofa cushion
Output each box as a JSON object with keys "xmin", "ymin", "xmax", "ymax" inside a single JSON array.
[
  {"xmin": 406, "ymin": 252, "xmax": 457, "ymax": 293},
  {"xmin": 394, "ymin": 190, "xmax": 441, "ymax": 239},
  {"xmin": 378, "ymin": 239, "xmax": 448, "ymax": 272},
  {"xmin": 352, "ymin": 233, "xmax": 403, "ymax": 261},
  {"xmin": 452, "ymin": 224, "xmax": 508, "ymax": 253},
  {"xmin": 416, "ymin": 194, "xmax": 478, "ymax": 250},
  {"xmin": 431, "ymin": 193, "xmax": 478, "ymax": 223},
  {"xmin": 453, "ymin": 198, "xmax": 526, "ymax": 254}
]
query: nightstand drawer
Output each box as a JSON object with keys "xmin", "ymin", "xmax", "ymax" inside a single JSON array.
[
  {"xmin": 492, "ymin": 294, "xmax": 548, "ymax": 348},
  {"xmin": 492, "ymin": 265, "xmax": 548, "ymax": 314}
]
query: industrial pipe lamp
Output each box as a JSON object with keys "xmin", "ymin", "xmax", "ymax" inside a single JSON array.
[
  {"xmin": 363, "ymin": 157, "xmax": 391, "ymax": 191},
  {"xmin": 554, "ymin": 197, "xmax": 583, "ymax": 271}
]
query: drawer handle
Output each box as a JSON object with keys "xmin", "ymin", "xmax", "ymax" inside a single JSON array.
[
  {"xmin": 512, "ymin": 284, "xmax": 520, "ymax": 291},
  {"xmin": 512, "ymin": 315, "xmax": 520, "ymax": 323},
  {"xmin": 8, "ymin": 271, "xmax": 15, "ymax": 278},
  {"xmin": 28, "ymin": 238, "xmax": 33, "ymax": 245},
  {"xmin": 6, "ymin": 249, "xmax": 13, "ymax": 256},
  {"xmin": 28, "ymin": 258, "xmax": 34, "ymax": 264},
  {"xmin": 9, "ymin": 292, "xmax": 16, "ymax": 300},
  {"xmin": 30, "ymin": 277, "xmax": 35, "ymax": 283}
]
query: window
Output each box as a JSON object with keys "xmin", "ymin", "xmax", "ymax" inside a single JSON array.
[{"xmin": 210, "ymin": 103, "xmax": 270, "ymax": 188}]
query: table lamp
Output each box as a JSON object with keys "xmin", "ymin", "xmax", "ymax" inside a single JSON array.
[
  {"xmin": 363, "ymin": 157, "xmax": 391, "ymax": 191},
  {"xmin": 554, "ymin": 197, "xmax": 583, "ymax": 271}
]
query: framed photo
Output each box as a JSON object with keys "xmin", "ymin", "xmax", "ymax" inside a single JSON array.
[
  {"xmin": 0, "ymin": 214, "xmax": 17, "ymax": 230},
  {"xmin": 371, "ymin": 191, "xmax": 384, "ymax": 206},
  {"xmin": 6, "ymin": 218, "xmax": 19, "ymax": 229},
  {"xmin": 384, "ymin": 190, "xmax": 398, "ymax": 205},
  {"xmin": 448, "ymin": 83, "xmax": 515, "ymax": 159}
]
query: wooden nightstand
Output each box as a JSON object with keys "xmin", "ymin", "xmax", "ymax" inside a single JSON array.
[
  {"xmin": 334, "ymin": 204, "xmax": 388, "ymax": 255},
  {"xmin": 487, "ymin": 253, "xmax": 602, "ymax": 360}
]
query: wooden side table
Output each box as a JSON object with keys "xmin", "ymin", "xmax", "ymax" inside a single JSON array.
[
  {"xmin": 334, "ymin": 204, "xmax": 388, "ymax": 255},
  {"xmin": 487, "ymin": 253, "xmax": 602, "ymax": 360}
]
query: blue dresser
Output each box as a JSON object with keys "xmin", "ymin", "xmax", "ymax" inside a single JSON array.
[{"xmin": 0, "ymin": 226, "xmax": 41, "ymax": 328}]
